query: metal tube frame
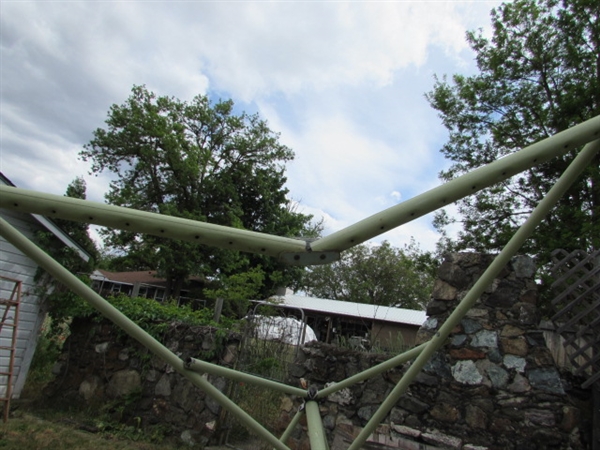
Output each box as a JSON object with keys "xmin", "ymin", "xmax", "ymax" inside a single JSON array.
[
  {"xmin": 305, "ymin": 400, "xmax": 329, "ymax": 450},
  {"xmin": 279, "ymin": 408, "xmax": 305, "ymax": 446},
  {"xmin": 185, "ymin": 357, "xmax": 306, "ymax": 397},
  {"xmin": 348, "ymin": 136, "xmax": 600, "ymax": 450},
  {"xmin": 0, "ymin": 217, "xmax": 292, "ymax": 450},
  {"xmin": 1, "ymin": 115, "xmax": 599, "ymax": 263},
  {"xmin": 0, "ymin": 115, "xmax": 598, "ymax": 449}
]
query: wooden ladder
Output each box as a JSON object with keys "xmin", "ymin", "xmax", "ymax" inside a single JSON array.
[{"xmin": 0, "ymin": 277, "xmax": 22, "ymax": 423}]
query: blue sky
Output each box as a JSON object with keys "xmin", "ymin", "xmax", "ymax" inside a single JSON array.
[{"xmin": 1, "ymin": 1, "xmax": 504, "ymax": 252}]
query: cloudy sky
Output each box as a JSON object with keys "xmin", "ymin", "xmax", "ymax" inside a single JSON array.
[{"xmin": 1, "ymin": 0, "xmax": 503, "ymax": 252}]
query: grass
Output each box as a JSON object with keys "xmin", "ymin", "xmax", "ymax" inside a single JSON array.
[{"xmin": 0, "ymin": 411, "xmax": 182, "ymax": 450}]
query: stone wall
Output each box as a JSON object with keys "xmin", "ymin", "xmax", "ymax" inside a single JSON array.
[
  {"xmin": 46, "ymin": 317, "xmax": 240, "ymax": 447},
  {"xmin": 284, "ymin": 253, "xmax": 592, "ymax": 450},
  {"xmin": 42, "ymin": 253, "xmax": 593, "ymax": 449}
]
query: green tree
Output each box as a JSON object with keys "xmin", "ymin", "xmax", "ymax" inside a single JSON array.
[
  {"xmin": 204, "ymin": 266, "xmax": 266, "ymax": 318},
  {"xmin": 32, "ymin": 177, "xmax": 99, "ymax": 377},
  {"xmin": 36, "ymin": 176, "xmax": 97, "ymax": 278},
  {"xmin": 58, "ymin": 177, "xmax": 99, "ymax": 263},
  {"xmin": 300, "ymin": 241, "xmax": 435, "ymax": 310},
  {"xmin": 427, "ymin": 0, "xmax": 600, "ymax": 262},
  {"xmin": 80, "ymin": 85, "xmax": 316, "ymax": 302}
]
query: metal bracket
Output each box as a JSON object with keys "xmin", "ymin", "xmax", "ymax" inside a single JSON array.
[{"xmin": 306, "ymin": 385, "xmax": 319, "ymax": 401}]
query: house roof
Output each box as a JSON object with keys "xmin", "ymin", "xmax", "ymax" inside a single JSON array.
[
  {"xmin": 0, "ymin": 172, "xmax": 91, "ymax": 262},
  {"xmin": 91, "ymin": 269, "xmax": 206, "ymax": 288},
  {"xmin": 91, "ymin": 269, "xmax": 167, "ymax": 287},
  {"xmin": 269, "ymin": 294, "xmax": 427, "ymax": 327}
]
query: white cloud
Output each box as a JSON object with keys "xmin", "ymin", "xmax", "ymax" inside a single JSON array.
[
  {"xmin": 187, "ymin": 2, "xmax": 488, "ymax": 100},
  {"xmin": 1, "ymin": 0, "xmax": 503, "ymax": 255},
  {"xmin": 2, "ymin": 1, "xmax": 498, "ymax": 104},
  {"xmin": 264, "ymin": 107, "xmax": 444, "ymax": 251},
  {"xmin": 276, "ymin": 114, "xmax": 400, "ymax": 208}
]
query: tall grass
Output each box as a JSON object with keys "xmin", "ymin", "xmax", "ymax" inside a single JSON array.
[{"xmin": 222, "ymin": 319, "xmax": 298, "ymax": 447}]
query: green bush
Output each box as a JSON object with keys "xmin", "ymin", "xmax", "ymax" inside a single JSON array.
[{"xmin": 93, "ymin": 295, "xmax": 235, "ymax": 338}]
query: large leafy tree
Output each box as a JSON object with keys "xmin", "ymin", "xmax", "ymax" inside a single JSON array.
[
  {"xmin": 427, "ymin": 0, "xmax": 600, "ymax": 263},
  {"xmin": 81, "ymin": 85, "xmax": 315, "ymax": 301},
  {"xmin": 300, "ymin": 241, "xmax": 435, "ymax": 311}
]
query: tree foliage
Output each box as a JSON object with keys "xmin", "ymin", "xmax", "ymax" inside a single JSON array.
[
  {"xmin": 36, "ymin": 177, "xmax": 98, "ymax": 275},
  {"xmin": 80, "ymin": 85, "xmax": 317, "ymax": 302},
  {"xmin": 58, "ymin": 177, "xmax": 99, "ymax": 263},
  {"xmin": 34, "ymin": 177, "xmax": 99, "ymax": 354},
  {"xmin": 300, "ymin": 241, "xmax": 435, "ymax": 310},
  {"xmin": 427, "ymin": 0, "xmax": 600, "ymax": 262},
  {"xmin": 203, "ymin": 266, "xmax": 266, "ymax": 318}
]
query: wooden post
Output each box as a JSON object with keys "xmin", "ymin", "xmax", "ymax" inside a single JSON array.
[
  {"xmin": 325, "ymin": 317, "xmax": 332, "ymax": 344},
  {"xmin": 593, "ymin": 253, "xmax": 599, "ymax": 450},
  {"xmin": 213, "ymin": 298, "xmax": 224, "ymax": 323},
  {"xmin": 131, "ymin": 282, "xmax": 141, "ymax": 298},
  {"xmin": 593, "ymin": 383, "xmax": 599, "ymax": 450}
]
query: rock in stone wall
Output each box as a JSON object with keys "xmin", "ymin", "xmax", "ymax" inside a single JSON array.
[
  {"xmin": 46, "ymin": 317, "xmax": 240, "ymax": 447},
  {"xmin": 284, "ymin": 253, "xmax": 593, "ymax": 450}
]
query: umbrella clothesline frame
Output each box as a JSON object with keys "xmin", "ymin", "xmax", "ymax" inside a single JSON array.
[{"xmin": 0, "ymin": 115, "xmax": 599, "ymax": 449}]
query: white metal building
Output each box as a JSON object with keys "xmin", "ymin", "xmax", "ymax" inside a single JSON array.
[{"xmin": 269, "ymin": 294, "xmax": 427, "ymax": 350}]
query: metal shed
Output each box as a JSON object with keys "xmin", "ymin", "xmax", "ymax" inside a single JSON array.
[{"xmin": 271, "ymin": 294, "xmax": 427, "ymax": 349}]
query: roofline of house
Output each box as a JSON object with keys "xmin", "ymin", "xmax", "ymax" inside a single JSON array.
[
  {"xmin": 0, "ymin": 172, "xmax": 91, "ymax": 262},
  {"xmin": 91, "ymin": 269, "xmax": 165, "ymax": 288},
  {"xmin": 32, "ymin": 213, "xmax": 90, "ymax": 262}
]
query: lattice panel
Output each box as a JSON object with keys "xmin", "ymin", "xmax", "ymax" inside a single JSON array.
[{"xmin": 550, "ymin": 249, "xmax": 600, "ymax": 388}]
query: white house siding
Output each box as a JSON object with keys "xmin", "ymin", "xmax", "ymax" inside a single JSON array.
[{"xmin": 0, "ymin": 208, "xmax": 49, "ymax": 399}]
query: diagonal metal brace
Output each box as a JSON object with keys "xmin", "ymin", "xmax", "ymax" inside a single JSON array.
[{"xmin": 347, "ymin": 138, "xmax": 600, "ymax": 450}]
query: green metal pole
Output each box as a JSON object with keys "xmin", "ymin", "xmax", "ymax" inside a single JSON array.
[
  {"xmin": 0, "ymin": 186, "xmax": 309, "ymax": 259},
  {"xmin": 312, "ymin": 115, "xmax": 600, "ymax": 252},
  {"xmin": 2, "ymin": 116, "xmax": 598, "ymax": 266},
  {"xmin": 305, "ymin": 400, "xmax": 328, "ymax": 450},
  {"xmin": 279, "ymin": 408, "xmax": 305, "ymax": 446},
  {"xmin": 317, "ymin": 343, "xmax": 426, "ymax": 398},
  {"xmin": 348, "ymin": 138, "xmax": 600, "ymax": 450},
  {"xmin": 185, "ymin": 357, "xmax": 306, "ymax": 397},
  {"xmin": 0, "ymin": 218, "xmax": 290, "ymax": 450}
]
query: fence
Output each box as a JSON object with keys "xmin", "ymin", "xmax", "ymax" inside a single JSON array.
[
  {"xmin": 550, "ymin": 249, "xmax": 600, "ymax": 388},
  {"xmin": 219, "ymin": 304, "xmax": 307, "ymax": 447}
]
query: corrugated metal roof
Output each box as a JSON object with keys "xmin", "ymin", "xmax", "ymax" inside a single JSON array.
[{"xmin": 270, "ymin": 294, "xmax": 427, "ymax": 326}]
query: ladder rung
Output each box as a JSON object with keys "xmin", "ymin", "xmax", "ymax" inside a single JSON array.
[
  {"xmin": 0, "ymin": 346, "xmax": 16, "ymax": 351},
  {"xmin": 0, "ymin": 300, "xmax": 18, "ymax": 306},
  {"xmin": 0, "ymin": 322, "xmax": 16, "ymax": 327}
]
